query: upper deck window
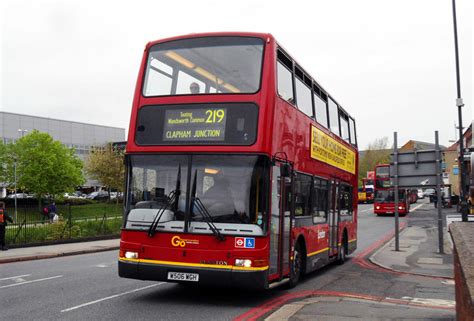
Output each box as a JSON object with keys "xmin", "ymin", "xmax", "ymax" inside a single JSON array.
[
  {"xmin": 376, "ymin": 166, "xmax": 390, "ymax": 178},
  {"xmin": 143, "ymin": 37, "xmax": 264, "ymax": 97},
  {"xmin": 314, "ymin": 93, "xmax": 328, "ymax": 128},
  {"xmin": 349, "ymin": 117, "xmax": 357, "ymax": 146},
  {"xmin": 277, "ymin": 62, "xmax": 294, "ymax": 103},
  {"xmin": 295, "ymin": 73, "xmax": 313, "ymax": 118},
  {"xmin": 339, "ymin": 112, "xmax": 350, "ymax": 143},
  {"xmin": 328, "ymin": 98, "xmax": 340, "ymax": 136}
]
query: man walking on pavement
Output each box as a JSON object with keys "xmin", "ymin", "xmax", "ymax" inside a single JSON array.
[{"xmin": 0, "ymin": 201, "xmax": 14, "ymax": 250}]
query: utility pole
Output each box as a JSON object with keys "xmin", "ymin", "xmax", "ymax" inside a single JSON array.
[{"xmin": 451, "ymin": 0, "xmax": 468, "ymax": 221}]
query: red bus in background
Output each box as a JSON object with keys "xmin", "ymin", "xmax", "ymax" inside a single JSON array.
[
  {"xmin": 362, "ymin": 178, "xmax": 374, "ymax": 203},
  {"xmin": 118, "ymin": 32, "xmax": 358, "ymax": 289},
  {"xmin": 374, "ymin": 164, "xmax": 410, "ymax": 216}
]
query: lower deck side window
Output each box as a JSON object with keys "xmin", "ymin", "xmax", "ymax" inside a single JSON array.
[
  {"xmin": 312, "ymin": 178, "xmax": 328, "ymax": 223},
  {"xmin": 339, "ymin": 184, "xmax": 353, "ymax": 216}
]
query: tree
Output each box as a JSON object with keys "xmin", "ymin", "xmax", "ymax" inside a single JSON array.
[
  {"xmin": 359, "ymin": 137, "xmax": 391, "ymax": 185},
  {"xmin": 2, "ymin": 130, "xmax": 85, "ymax": 210},
  {"xmin": 0, "ymin": 142, "xmax": 16, "ymax": 193},
  {"xmin": 84, "ymin": 143, "xmax": 125, "ymax": 202},
  {"xmin": 0, "ymin": 143, "xmax": 7, "ymax": 183}
]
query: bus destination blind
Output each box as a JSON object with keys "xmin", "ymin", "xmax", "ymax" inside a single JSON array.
[{"xmin": 163, "ymin": 108, "xmax": 227, "ymax": 142}]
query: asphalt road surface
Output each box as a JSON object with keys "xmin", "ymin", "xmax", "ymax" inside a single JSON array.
[{"xmin": 0, "ymin": 200, "xmax": 451, "ymax": 321}]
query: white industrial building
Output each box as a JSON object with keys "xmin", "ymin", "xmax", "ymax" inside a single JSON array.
[{"xmin": 0, "ymin": 111, "xmax": 125, "ymax": 195}]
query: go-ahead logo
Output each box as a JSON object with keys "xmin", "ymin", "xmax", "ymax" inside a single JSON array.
[{"xmin": 171, "ymin": 236, "xmax": 199, "ymax": 247}]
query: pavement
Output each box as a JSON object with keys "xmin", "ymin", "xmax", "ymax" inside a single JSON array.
[
  {"xmin": 369, "ymin": 221, "xmax": 453, "ymax": 279},
  {"xmin": 262, "ymin": 202, "xmax": 459, "ymax": 321},
  {"xmin": 0, "ymin": 201, "xmax": 460, "ymax": 320},
  {"xmin": 0, "ymin": 238, "xmax": 119, "ymax": 264}
]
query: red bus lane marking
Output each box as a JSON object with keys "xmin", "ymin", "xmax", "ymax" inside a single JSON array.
[{"xmin": 234, "ymin": 290, "xmax": 454, "ymax": 321}]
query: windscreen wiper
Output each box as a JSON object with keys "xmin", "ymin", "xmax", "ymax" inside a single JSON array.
[
  {"xmin": 190, "ymin": 170, "xmax": 225, "ymax": 242},
  {"xmin": 148, "ymin": 165, "xmax": 181, "ymax": 237}
]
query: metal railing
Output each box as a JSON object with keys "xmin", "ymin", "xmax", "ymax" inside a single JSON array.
[{"xmin": 4, "ymin": 203, "xmax": 123, "ymax": 247}]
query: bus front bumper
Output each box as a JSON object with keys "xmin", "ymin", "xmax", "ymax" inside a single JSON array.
[{"xmin": 118, "ymin": 259, "xmax": 268, "ymax": 290}]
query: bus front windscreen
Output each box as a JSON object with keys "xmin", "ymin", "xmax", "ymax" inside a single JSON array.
[
  {"xmin": 125, "ymin": 154, "xmax": 268, "ymax": 235},
  {"xmin": 374, "ymin": 190, "xmax": 406, "ymax": 203},
  {"xmin": 143, "ymin": 36, "xmax": 264, "ymax": 96}
]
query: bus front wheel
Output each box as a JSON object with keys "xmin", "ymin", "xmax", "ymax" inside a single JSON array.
[
  {"xmin": 337, "ymin": 237, "xmax": 347, "ymax": 265},
  {"xmin": 288, "ymin": 241, "xmax": 304, "ymax": 288}
]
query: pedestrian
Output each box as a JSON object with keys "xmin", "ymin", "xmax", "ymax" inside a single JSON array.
[
  {"xmin": 42, "ymin": 206, "xmax": 49, "ymax": 222},
  {"xmin": 0, "ymin": 201, "xmax": 14, "ymax": 251},
  {"xmin": 48, "ymin": 202, "xmax": 57, "ymax": 223}
]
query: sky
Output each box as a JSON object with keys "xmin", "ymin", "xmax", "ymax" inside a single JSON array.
[{"xmin": 0, "ymin": 0, "xmax": 472, "ymax": 150}]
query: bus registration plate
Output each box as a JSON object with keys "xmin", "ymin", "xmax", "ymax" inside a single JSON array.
[{"xmin": 167, "ymin": 272, "xmax": 199, "ymax": 282}]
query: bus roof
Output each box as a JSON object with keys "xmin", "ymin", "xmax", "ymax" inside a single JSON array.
[{"xmin": 146, "ymin": 32, "xmax": 273, "ymax": 48}]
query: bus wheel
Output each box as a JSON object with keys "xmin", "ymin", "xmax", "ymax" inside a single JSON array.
[
  {"xmin": 288, "ymin": 242, "xmax": 303, "ymax": 288},
  {"xmin": 337, "ymin": 238, "xmax": 346, "ymax": 265}
]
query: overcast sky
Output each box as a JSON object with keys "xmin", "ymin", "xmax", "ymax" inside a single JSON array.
[{"xmin": 1, "ymin": 0, "xmax": 472, "ymax": 149}]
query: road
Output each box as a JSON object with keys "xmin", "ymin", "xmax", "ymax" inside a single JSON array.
[{"xmin": 0, "ymin": 200, "xmax": 452, "ymax": 320}]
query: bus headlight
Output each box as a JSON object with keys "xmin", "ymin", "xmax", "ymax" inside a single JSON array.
[
  {"xmin": 235, "ymin": 259, "xmax": 252, "ymax": 267},
  {"xmin": 376, "ymin": 206, "xmax": 380, "ymax": 210},
  {"xmin": 398, "ymin": 206, "xmax": 403, "ymax": 210}
]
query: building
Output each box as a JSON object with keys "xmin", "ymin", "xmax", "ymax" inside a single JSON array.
[
  {"xmin": 399, "ymin": 140, "xmax": 446, "ymax": 152},
  {"xmin": 0, "ymin": 111, "xmax": 125, "ymax": 191},
  {"xmin": 470, "ymin": 121, "xmax": 474, "ymax": 212},
  {"xmin": 443, "ymin": 123, "xmax": 472, "ymax": 196}
]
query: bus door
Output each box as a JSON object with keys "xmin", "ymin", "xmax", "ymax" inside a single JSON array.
[
  {"xmin": 269, "ymin": 163, "xmax": 292, "ymax": 281},
  {"xmin": 328, "ymin": 180, "xmax": 339, "ymax": 257}
]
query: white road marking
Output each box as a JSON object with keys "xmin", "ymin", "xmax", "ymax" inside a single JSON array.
[
  {"xmin": 61, "ymin": 283, "xmax": 163, "ymax": 312},
  {"xmin": 0, "ymin": 274, "xmax": 31, "ymax": 281},
  {"xmin": 93, "ymin": 262, "xmax": 116, "ymax": 268},
  {"xmin": 400, "ymin": 296, "xmax": 455, "ymax": 308},
  {"xmin": 442, "ymin": 280, "xmax": 455, "ymax": 285},
  {"xmin": 410, "ymin": 203, "xmax": 424, "ymax": 212},
  {"xmin": 0, "ymin": 275, "xmax": 63, "ymax": 289},
  {"xmin": 265, "ymin": 303, "xmax": 305, "ymax": 321}
]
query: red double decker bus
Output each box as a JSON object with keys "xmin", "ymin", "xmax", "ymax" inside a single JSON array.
[
  {"xmin": 374, "ymin": 164, "xmax": 410, "ymax": 215},
  {"xmin": 362, "ymin": 178, "xmax": 374, "ymax": 203},
  {"xmin": 119, "ymin": 32, "xmax": 358, "ymax": 289}
]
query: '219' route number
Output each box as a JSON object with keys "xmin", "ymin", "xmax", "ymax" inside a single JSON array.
[{"xmin": 205, "ymin": 109, "xmax": 225, "ymax": 123}]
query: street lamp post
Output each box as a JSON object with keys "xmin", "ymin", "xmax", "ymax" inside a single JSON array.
[
  {"xmin": 14, "ymin": 158, "xmax": 17, "ymax": 222},
  {"xmin": 451, "ymin": 0, "xmax": 468, "ymax": 221},
  {"xmin": 14, "ymin": 129, "xmax": 28, "ymax": 222}
]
